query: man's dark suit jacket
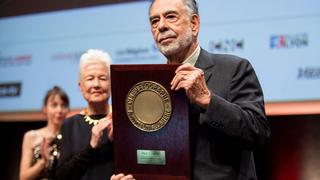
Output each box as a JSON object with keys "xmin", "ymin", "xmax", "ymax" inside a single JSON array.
[{"xmin": 191, "ymin": 49, "xmax": 270, "ymax": 180}]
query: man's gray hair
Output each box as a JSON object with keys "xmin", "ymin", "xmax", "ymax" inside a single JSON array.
[
  {"xmin": 79, "ymin": 49, "xmax": 111, "ymax": 75},
  {"xmin": 184, "ymin": 0, "xmax": 199, "ymax": 16},
  {"xmin": 149, "ymin": 0, "xmax": 199, "ymax": 17}
]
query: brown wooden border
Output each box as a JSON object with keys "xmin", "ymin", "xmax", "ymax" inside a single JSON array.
[
  {"xmin": 0, "ymin": 108, "xmax": 82, "ymax": 122},
  {"xmin": 265, "ymin": 101, "xmax": 320, "ymax": 116},
  {"xmin": 1, "ymin": 101, "xmax": 320, "ymax": 121}
]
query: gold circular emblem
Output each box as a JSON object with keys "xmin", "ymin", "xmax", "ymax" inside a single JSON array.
[{"xmin": 125, "ymin": 81, "xmax": 172, "ymax": 132}]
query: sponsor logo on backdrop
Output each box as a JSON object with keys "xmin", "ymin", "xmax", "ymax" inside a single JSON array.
[
  {"xmin": 208, "ymin": 38, "xmax": 244, "ymax": 53},
  {"xmin": 114, "ymin": 45, "xmax": 160, "ymax": 63},
  {"xmin": 51, "ymin": 51, "xmax": 83, "ymax": 63},
  {"xmin": 0, "ymin": 82, "xmax": 21, "ymax": 97},
  {"xmin": 270, "ymin": 33, "xmax": 308, "ymax": 49},
  {"xmin": 0, "ymin": 54, "xmax": 32, "ymax": 67},
  {"xmin": 298, "ymin": 67, "xmax": 320, "ymax": 79}
]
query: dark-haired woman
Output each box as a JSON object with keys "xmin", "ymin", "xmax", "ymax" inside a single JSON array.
[{"xmin": 19, "ymin": 86, "xmax": 69, "ymax": 180}]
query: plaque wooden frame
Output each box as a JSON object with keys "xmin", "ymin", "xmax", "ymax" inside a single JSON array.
[{"xmin": 111, "ymin": 64, "xmax": 191, "ymax": 180}]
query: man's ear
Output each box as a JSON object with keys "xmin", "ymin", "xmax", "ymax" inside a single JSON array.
[{"xmin": 191, "ymin": 14, "xmax": 200, "ymax": 37}]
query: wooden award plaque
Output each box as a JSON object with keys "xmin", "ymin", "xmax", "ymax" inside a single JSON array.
[{"xmin": 111, "ymin": 64, "xmax": 191, "ymax": 180}]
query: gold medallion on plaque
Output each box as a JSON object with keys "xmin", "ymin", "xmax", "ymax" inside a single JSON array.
[{"xmin": 125, "ymin": 81, "xmax": 172, "ymax": 132}]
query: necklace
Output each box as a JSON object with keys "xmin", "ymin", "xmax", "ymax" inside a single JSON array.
[
  {"xmin": 83, "ymin": 109, "xmax": 107, "ymax": 126},
  {"xmin": 84, "ymin": 115, "xmax": 106, "ymax": 126}
]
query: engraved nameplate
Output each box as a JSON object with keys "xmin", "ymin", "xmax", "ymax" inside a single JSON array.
[{"xmin": 137, "ymin": 150, "xmax": 166, "ymax": 165}]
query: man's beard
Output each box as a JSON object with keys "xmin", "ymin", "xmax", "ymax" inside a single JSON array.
[{"xmin": 156, "ymin": 28, "xmax": 193, "ymax": 57}]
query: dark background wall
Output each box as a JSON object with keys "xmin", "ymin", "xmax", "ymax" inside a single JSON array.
[
  {"xmin": 0, "ymin": 121, "xmax": 46, "ymax": 180},
  {"xmin": 259, "ymin": 115, "xmax": 320, "ymax": 180},
  {"xmin": 0, "ymin": 0, "xmax": 136, "ymax": 17}
]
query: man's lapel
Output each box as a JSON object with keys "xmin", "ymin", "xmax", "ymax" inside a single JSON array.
[{"xmin": 195, "ymin": 48, "xmax": 215, "ymax": 82}]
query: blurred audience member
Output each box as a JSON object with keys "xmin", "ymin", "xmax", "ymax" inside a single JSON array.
[{"xmin": 19, "ymin": 86, "xmax": 70, "ymax": 180}]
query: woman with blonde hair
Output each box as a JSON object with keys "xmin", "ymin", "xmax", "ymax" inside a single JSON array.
[{"xmin": 57, "ymin": 49, "xmax": 114, "ymax": 180}]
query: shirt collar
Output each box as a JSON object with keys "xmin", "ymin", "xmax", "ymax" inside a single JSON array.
[{"xmin": 182, "ymin": 45, "xmax": 201, "ymax": 66}]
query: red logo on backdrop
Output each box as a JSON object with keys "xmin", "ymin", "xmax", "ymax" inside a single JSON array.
[
  {"xmin": 270, "ymin": 33, "xmax": 308, "ymax": 49},
  {"xmin": 0, "ymin": 55, "xmax": 32, "ymax": 67}
]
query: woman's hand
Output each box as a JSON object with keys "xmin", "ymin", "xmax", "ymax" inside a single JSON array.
[
  {"xmin": 41, "ymin": 137, "xmax": 50, "ymax": 166},
  {"xmin": 90, "ymin": 112, "xmax": 113, "ymax": 148}
]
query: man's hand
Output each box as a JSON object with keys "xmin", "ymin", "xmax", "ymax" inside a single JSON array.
[
  {"xmin": 110, "ymin": 173, "xmax": 135, "ymax": 180},
  {"xmin": 171, "ymin": 63, "xmax": 211, "ymax": 108},
  {"xmin": 90, "ymin": 112, "xmax": 113, "ymax": 149}
]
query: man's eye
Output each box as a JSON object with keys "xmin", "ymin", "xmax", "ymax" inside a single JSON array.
[
  {"xmin": 151, "ymin": 19, "xmax": 159, "ymax": 27},
  {"xmin": 167, "ymin": 15, "xmax": 177, "ymax": 22}
]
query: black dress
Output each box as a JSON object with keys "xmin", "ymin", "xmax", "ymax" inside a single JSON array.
[
  {"xmin": 56, "ymin": 114, "xmax": 114, "ymax": 180},
  {"xmin": 31, "ymin": 134, "xmax": 61, "ymax": 180}
]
